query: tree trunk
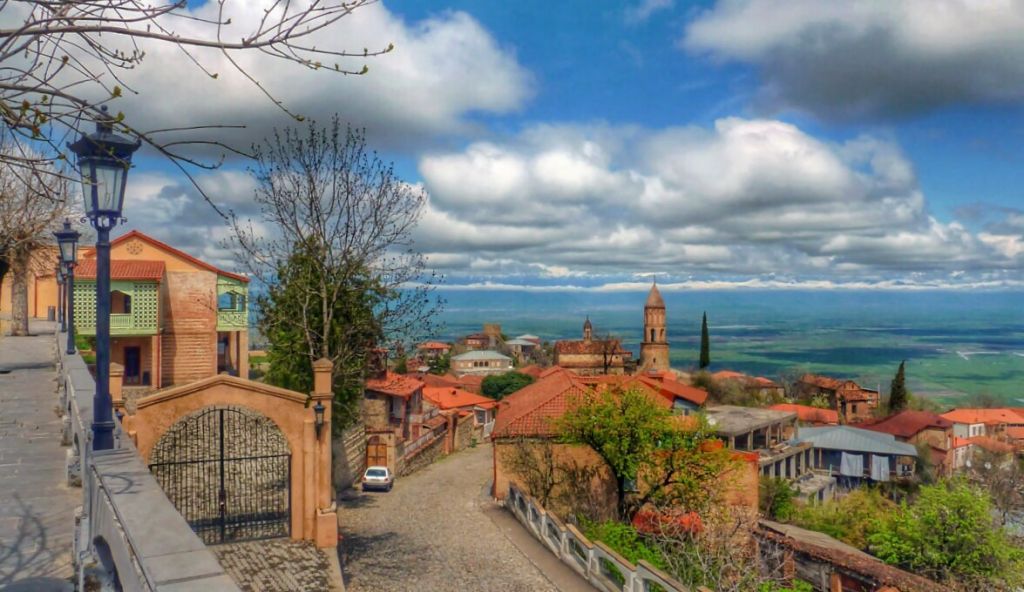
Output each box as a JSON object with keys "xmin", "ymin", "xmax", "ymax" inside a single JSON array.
[
  {"xmin": 616, "ymin": 475, "xmax": 627, "ymax": 520},
  {"xmin": 9, "ymin": 247, "xmax": 29, "ymax": 336}
]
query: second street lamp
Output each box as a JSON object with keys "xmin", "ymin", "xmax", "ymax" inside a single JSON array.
[
  {"xmin": 68, "ymin": 106, "xmax": 140, "ymax": 452},
  {"xmin": 54, "ymin": 220, "xmax": 80, "ymax": 355}
]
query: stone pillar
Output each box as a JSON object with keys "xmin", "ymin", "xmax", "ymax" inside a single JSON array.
[
  {"xmin": 109, "ymin": 363, "xmax": 124, "ymax": 412},
  {"xmin": 238, "ymin": 330, "xmax": 249, "ymax": 380},
  {"xmin": 312, "ymin": 358, "xmax": 337, "ymax": 548}
]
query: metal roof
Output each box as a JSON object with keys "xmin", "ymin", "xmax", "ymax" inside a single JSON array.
[
  {"xmin": 504, "ymin": 339, "xmax": 536, "ymax": 346},
  {"xmin": 451, "ymin": 350, "xmax": 512, "ymax": 361},
  {"xmin": 794, "ymin": 426, "xmax": 917, "ymax": 457}
]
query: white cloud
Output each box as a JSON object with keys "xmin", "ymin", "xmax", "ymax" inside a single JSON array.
[
  {"xmin": 415, "ymin": 117, "xmax": 1017, "ymax": 281},
  {"xmin": 625, "ymin": 0, "xmax": 675, "ymax": 25},
  {"xmin": 683, "ymin": 0, "xmax": 1024, "ymax": 119},
  {"xmin": 94, "ymin": 3, "xmax": 532, "ymax": 152}
]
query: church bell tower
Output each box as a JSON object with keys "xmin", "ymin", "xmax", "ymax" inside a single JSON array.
[{"xmin": 640, "ymin": 282, "xmax": 669, "ymax": 372}]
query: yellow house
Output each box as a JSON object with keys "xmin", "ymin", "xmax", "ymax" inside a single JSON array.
[
  {"xmin": 0, "ymin": 245, "xmax": 60, "ymax": 320},
  {"xmin": 74, "ymin": 231, "xmax": 250, "ymax": 388}
]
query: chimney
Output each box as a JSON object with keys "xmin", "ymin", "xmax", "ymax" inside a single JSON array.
[{"xmin": 368, "ymin": 348, "xmax": 388, "ymax": 379}]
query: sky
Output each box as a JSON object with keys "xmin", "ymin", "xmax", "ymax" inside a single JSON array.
[{"xmin": 102, "ymin": 0, "xmax": 1024, "ymax": 290}]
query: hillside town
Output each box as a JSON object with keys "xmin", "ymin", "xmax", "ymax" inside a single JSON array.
[{"xmin": 2, "ymin": 2, "xmax": 1024, "ymax": 592}]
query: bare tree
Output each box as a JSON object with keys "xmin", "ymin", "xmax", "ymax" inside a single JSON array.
[
  {"xmin": 0, "ymin": 153, "xmax": 73, "ymax": 335},
  {"xmin": 0, "ymin": 0, "xmax": 390, "ymax": 200},
  {"xmin": 499, "ymin": 437, "xmax": 605, "ymax": 520},
  {"xmin": 226, "ymin": 118, "xmax": 440, "ymax": 426},
  {"xmin": 969, "ymin": 449, "xmax": 1024, "ymax": 527}
]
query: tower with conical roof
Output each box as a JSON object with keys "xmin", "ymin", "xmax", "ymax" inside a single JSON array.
[
  {"xmin": 583, "ymin": 316, "xmax": 593, "ymax": 342},
  {"xmin": 640, "ymin": 281, "xmax": 669, "ymax": 372}
]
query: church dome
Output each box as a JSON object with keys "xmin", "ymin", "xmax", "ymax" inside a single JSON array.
[
  {"xmin": 583, "ymin": 316, "xmax": 593, "ymax": 330},
  {"xmin": 645, "ymin": 283, "xmax": 664, "ymax": 308}
]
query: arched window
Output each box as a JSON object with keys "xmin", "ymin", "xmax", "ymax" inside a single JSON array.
[
  {"xmin": 650, "ymin": 328, "xmax": 655, "ymax": 342},
  {"xmin": 111, "ymin": 290, "xmax": 131, "ymax": 314}
]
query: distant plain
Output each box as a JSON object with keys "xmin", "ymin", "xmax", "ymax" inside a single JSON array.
[{"xmin": 436, "ymin": 289, "xmax": 1024, "ymax": 406}]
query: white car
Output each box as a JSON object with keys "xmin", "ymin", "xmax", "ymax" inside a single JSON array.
[{"xmin": 361, "ymin": 466, "xmax": 394, "ymax": 492}]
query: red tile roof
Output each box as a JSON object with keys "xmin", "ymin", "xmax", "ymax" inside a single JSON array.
[
  {"xmin": 83, "ymin": 230, "xmax": 248, "ymax": 283},
  {"xmin": 768, "ymin": 404, "xmax": 838, "ymax": 425},
  {"xmin": 76, "ymin": 259, "xmax": 165, "ymax": 281},
  {"xmin": 553, "ymin": 338, "xmax": 631, "ymax": 356},
  {"xmin": 418, "ymin": 341, "xmax": 450, "ymax": 351},
  {"xmin": 858, "ymin": 410, "xmax": 952, "ymax": 439},
  {"xmin": 517, "ymin": 365, "xmax": 545, "ymax": 378},
  {"xmin": 1006, "ymin": 426, "xmax": 1024, "ymax": 440},
  {"xmin": 491, "ymin": 368, "xmax": 692, "ymax": 439},
  {"xmin": 365, "ymin": 372, "xmax": 423, "ymax": 399},
  {"xmin": 966, "ymin": 436, "xmax": 1015, "ymax": 455},
  {"xmin": 423, "ymin": 386, "xmax": 497, "ymax": 411},
  {"xmin": 638, "ymin": 376, "xmax": 708, "ymax": 407},
  {"xmin": 940, "ymin": 408, "xmax": 1024, "ymax": 426},
  {"xmin": 416, "ymin": 372, "xmax": 484, "ymax": 394}
]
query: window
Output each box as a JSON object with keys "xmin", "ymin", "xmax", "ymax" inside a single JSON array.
[
  {"xmin": 650, "ymin": 328, "xmax": 655, "ymax": 341},
  {"xmin": 218, "ymin": 291, "xmax": 244, "ymax": 311},
  {"xmin": 110, "ymin": 290, "xmax": 131, "ymax": 314}
]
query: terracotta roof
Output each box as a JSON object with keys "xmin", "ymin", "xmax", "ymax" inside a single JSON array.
[
  {"xmin": 966, "ymin": 435, "xmax": 1014, "ymax": 454},
  {"xmin": 858, "ymin": 410, "xmax": 952, "ymax": 439},
  {"xmin": 554, "ymin": 338, "xmax": 631, "ymax": 356},
  {"xmin": 714, "ymin": 370, "xmax": 781, "ymax": 389},
  {"xmin": 638, "ymin": 376, "xmax": 708, "ymax": 407},
  {"xmin": 517, "ymin": 365, "xmax": 545, "ymax": 378},
  {"xmin": 418, "ymin": 341, "xmax": 450, "ymax": 350},
  {"xmin": 423, "ymin": 386, "xmax": 497, "ymax": 411},
  {"xmin": 491, "ymin": 369, "xmax": 681, "ymax": 439},
  {"xmin": 76, "ymin": 259, "xmax": 165, "ymax": 281},
  {"xmin": 940, "ymin": 408, "xmax": 1024, "ymax": 426},
  {"xmin": 768, "ymin": 404, "xmax": 838, "ymax": 425},
  {"xmin": 84, "ymin": 230, "xmax": 248, "ymax": 283},
  {"xmin": 952, "ymin": 436, "xmax": 972, "ymax": 448},
  {"xmin": 645, "ymin": 283, "xmax": 664, "ymax": 308},
  {"xmin": 1006, "ymin": 426, "xmax": 1024, "ymax": 440},
  {"xmin": 365, "ymin": 372, "xmax": 423, "ymax": 399},
  {"xmin": 414, "ymin": 373, "xmax": 483, "ymax": 394}
]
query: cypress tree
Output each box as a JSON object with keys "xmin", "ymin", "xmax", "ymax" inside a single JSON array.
[
  {"xmin": 889, "ymin": 360, "xmax": 908, "ymax": 412},
  {"xmin": 699, "ymin": 311, "xmax": 710, "ymax": 369}
]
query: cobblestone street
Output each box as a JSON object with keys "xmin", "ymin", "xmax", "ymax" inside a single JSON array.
[
  {"xmin": 214, "ymin": 538, "xmax": 339, "ymax": 592},
  {"xmin": 338, "ymin": 443, "xmax": 588, "ymax": 592}
]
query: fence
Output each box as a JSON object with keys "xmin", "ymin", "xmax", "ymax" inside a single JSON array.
[
  {"xmin": 59, "ymin": 333, "xmax": 239, "ymax": 591},
  {"xmin": 504, "ymin": 484, "xmax": 694, "ymax": 592}
]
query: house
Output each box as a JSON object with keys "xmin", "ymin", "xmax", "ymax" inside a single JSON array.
[
  {"xmin": 768, "ymin": 403, "xmax": 839, "ymax": 426},
  {"xmin": 0, "ymin": 245, "xmax": 59, "ymax": 320},
  {"xmin": 490, "ymin": 368, "xmax": 758, "ymax": 517},
  {"xmin": 450, "ymin": 350, "xmax": 513, "ymax": 376},
  {"xmin": 554, "ymin": 317, "xmax": 633, "ymax": 376},
  {"xmin": 515, "ymin": 334, "xmax": 541, "ymax": 346},
  {"xmin": 796, "ymin": 374, "xmax": 880, "ymax": 423},
  {"xmin": 422, "ymin": 386, "xmax": 498, "ymax": 434},
  {"xmin": 793, "ymin": 425, "xmax": 918, "ymax": 485},
  {"xmin": 462, "ymin": 332, "xmax": 492, "ymax": 350},
  {"xmin": 72, "ymin": 231, "xmax": 250, "ymax": 391},
  {"xmin": 940, "ymin": 408, "xmax": 1024, "ymax": 438},
  {"xmin": 363, "ymin": 369, "xmax": 455, "ymax": 473},
  {"xmin": 713, "ymin": 370, "xmax": 785, "ymax": 400},
  {"xmin": 858, "ymin": 410, "xmax": 958, "ymax": 475},
  {"xmin": 416, "ymin": 341, "xmax": 451, "ymax": 360},
  {"xmin": 504, "ymin": 338, "xmax": 537, "ymax": 363},
  {"xmin": 417, "ymin": 372, "xmax": 485, "ymax": 394}
]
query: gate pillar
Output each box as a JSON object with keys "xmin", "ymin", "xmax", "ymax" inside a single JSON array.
[{"xmin": 311, "ymin": 358, "xmax": 337, "ymax": 548}]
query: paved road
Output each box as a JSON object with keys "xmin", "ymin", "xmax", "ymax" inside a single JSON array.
[
  {"xmin": 0, "ymin": 324, "xmax": 78, "ymax": 591},
  {"xmin": 338, "ymin": 443, "xmax": 594, "ymax": 592}
]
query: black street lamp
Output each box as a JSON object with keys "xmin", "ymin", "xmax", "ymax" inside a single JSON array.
[
  {"xmin": 54, "ymin": 220, "xmax": 80, "ymax": 355},
  {"xmin": 55, "ymin": 264, "xmax": 65, "ymax": 331},
  {"xmin": 68, "ymin": 106, "xmax": 140, "ymax": 451},
  {"xmin": 314, "ymin": 400, "xmax": 326, "ymax": 440}
]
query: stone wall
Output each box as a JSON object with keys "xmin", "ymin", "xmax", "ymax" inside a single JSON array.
[
  {"xmin": 397, "ymin": 432, "xmax": 445, "ymax": 477},
  {"xmin": 452, "ymin": 413, "xmax": 475, "ymax": 452},
  {"xmin": 361, "ymin": 394, "xmax": 390, "ymax": 431},
  {"xmin": 332, "ymin": 423, "xmax": 367, "ymax": 489}
]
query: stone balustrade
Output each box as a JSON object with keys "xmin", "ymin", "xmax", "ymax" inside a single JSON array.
[
  {"xmin": 504, "ymin": 484, "xmax": 696, "ymax": 592},
  {"xmin": 58, "ymin": 334, "xmax": 239, "ymax": 591}
]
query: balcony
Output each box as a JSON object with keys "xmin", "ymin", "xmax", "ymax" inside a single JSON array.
[
  {"xmin": 216, "ymin": 309, "xmax": 248, "ymax": 331},
  {"xmin": 73, "ymin": 280, "xmax": 159, "ymax": 337}
]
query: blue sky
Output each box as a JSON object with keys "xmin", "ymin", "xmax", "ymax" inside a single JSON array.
[{"xmin": 114, "ymin": 0, "xmax": 1024, "ymax": 290}]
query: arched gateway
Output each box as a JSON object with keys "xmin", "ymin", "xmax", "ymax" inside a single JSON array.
[
  {"xmin": 121, "ymin": 358, "xmax": 338, "ymax": 548},
  {"xmin": 148, "ymin": 406, "xmax": 291, "ymax": 544}
]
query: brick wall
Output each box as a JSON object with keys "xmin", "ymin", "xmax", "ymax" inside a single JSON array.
[{"xmin": 160, "ymin": 270, "xmax": 217, "ymax": 386}]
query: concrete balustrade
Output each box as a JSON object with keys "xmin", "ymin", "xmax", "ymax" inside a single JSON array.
[
  {"xmin": 504, "ymin": 484, "xmax": 693, "ymax": 592},
  {"xmin": 58, "ymin": 333, "xmax": 239, "ymax": 591}
]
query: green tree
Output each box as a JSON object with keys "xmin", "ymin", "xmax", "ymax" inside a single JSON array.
[
  {"xmin": 792, "ymin": 487, "xmax": 896, "ymax": 549},
  {"xmin": 557, "ymin": 388, "xmax": 728, "ymax": 518},
  {"xmin": 428, "ymin": 352, "xmax": 450, "ymax": 375},
  {"xmin": 759, "ymin": 478, "xmax": 796, "ymax": 521},
  {"xmin": 231, "ymin": 120, "xmax": 441, "ymax": 430},
  {"xmin": 394, "ymin": 356, "xmax": 408, "ymax": 374},
  {"xmin": 482, "ymin": 371, "xmax": 535, "ymax": 399},
  {"xmin": 699, "ymin": 312, "xmax": 710, "ymax": 370},
  {"xmin": 888, "ymin": 360, "xmax": 908, "ymax": 413},
  {"xmin": 868, "ymin": 479, "xmax": 1024, "ymax": 587}
]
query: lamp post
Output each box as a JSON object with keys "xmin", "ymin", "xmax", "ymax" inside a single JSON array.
[
  {"xmin": 54, "ymin": 220, "xmax": 80, "ymax": 354},
  {"xmin": 68, "ymin": 106, "xmax": 140, "ymax": 451},
  {"xmin": 314, "ymin": 400, "xmax": 326, "ymax": 440},
  {"xmin": 55, "ymin": 264, "xmax": 65, "ymax": 331}
]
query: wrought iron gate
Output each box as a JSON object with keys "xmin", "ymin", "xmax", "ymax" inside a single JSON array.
[{"xmin": 148, "ymin": 406, "xmax": 291, "ymax": 544}]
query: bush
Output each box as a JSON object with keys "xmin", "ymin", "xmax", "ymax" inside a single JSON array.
[
  {"xmin": 759, "ymin": 478, "xmax": 796, "ymax": 521},
  {"xmin": 582, "ymin": 520, "xmax": 666, "ymax": 570},
  {"xmin": 792, "ymin": 488, "xmax": 896, "ymax": 549},
  {"xmin": 482, "ymin": 371, "xmax": 535, "ymax": 400}
]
